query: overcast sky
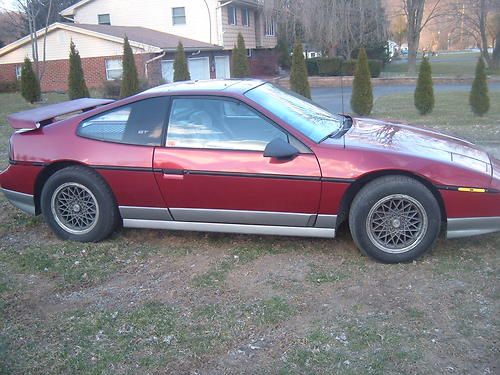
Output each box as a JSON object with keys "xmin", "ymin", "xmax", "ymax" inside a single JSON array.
[{"xmin": 0, "ymin": 0, "xmax": 16, "ymax": 11}]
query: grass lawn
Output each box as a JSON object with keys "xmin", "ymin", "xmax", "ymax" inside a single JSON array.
[
  {"xmin": 0, "ymin": 91, "xmax": 499, "ymax": 374},
  {"xmin": 383, "ymin": 51, "xmax": 499, "ymax": 77}
]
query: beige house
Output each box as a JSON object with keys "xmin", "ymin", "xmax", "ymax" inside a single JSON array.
[{"xmin": 0, "ymin": 0, "xmax": 278, "ymax": 92}]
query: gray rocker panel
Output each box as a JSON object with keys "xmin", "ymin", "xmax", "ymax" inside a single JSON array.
[
  {"xmin": 447, "ymin": 217, "xmax": 500, "ymax": 239},
  {"xmin": 123, "ymin": 219, "xmax": 336, "ymax": 238},
  {"xmin": 1, "ymin": 188, "xmax": 36, "ymax": 215}
]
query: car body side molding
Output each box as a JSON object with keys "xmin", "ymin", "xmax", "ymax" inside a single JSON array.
[
  {"xmin": 122, "ymin": 219, "xmax": 336, "ymax": 238},
  {"xmin": 447, "ymin": 217, "xmax": 500, "ymax": 239},
  {"xmin": 119, "ymin": 206, "xmax": 173, "ymax": 221}
]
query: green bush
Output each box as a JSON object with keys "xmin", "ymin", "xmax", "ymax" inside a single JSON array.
[
  {"xmin": 341, "ymin": 60, "xmax": 357, "ymax": 76},
  {"xmin": 368, "ymin": 59, "xmax": 383, "ymax": 78},
  {"xmin": 469, "ymin": 57, "xmax": 489, "ymax": 116},
  {"xmin": 68, "ymin": 40, "xmax": 90, "ymax": 100},
  {"xmin": 173, "ymin": 41, "xmax": 190, "ymax": 82},
  {"xmin": 350, "ymin": 48, "xmax": 373, "ymax": 116},
  {"xmin": 20, "ymin": 57, "xmax": 41, "ymax": 103},
  {"xmin": 101, "ymin": 80, "xmax": 121, "ymax": 99},
  {"xmin": 0, "ymin": 81, "xmax": 18, "ymax": 93},
  {"xmin": 306, "ymin": 58, "xmax": 320, "ymax": 76},
  {"xmin": 317, "ymin": 58, "xmax": 343, "ymax": 76},
  {"xmin": 231, "ymin": 33, "xmax": 250, "ymax": 78},
  {"xmin": 120, "ymin": 36, "xmax": 139, "ymax": 98},
  {"xmin": 290, "ymin": 41, "xmax": 311, "ymax": 99},
  {"xmin": 414, "ymin": 57, "xmax": 434, "ymax": 115}
]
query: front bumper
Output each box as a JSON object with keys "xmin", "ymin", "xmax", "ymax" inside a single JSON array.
[
  {"xmin": 1, "ymin": 188, "xmax": 36, "ymax": 215},
  {"xmin": 447, "ymin": 217, "xmax": 500, "ymax": 239}
]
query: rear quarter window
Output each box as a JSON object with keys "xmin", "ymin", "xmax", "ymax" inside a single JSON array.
[{"xmin": 77, "ymin": 97, "xmax": 169, "ymax": 146}]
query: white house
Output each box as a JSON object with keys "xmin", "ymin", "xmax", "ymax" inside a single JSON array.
[{"xmin": 0, "ymin": 0, "xmax": 278, "ymax": 91}]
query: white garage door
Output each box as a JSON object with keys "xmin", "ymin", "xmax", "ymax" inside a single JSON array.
[
  {"xmin": 215, "ymin": 56, "xmax": 231, "ymax": 79},
  {"xmin": 188, "ymin": 57, "xmax": 210, "ymax": 80}
]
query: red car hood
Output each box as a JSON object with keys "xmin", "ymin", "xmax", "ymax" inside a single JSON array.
[{"xmin": 341, "ymin": 118, "xmax": 491, "ymax": 168}]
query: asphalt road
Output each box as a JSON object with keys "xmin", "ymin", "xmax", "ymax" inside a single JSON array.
[{"xmin": 312, "ymin": 82, "xmax": 500, "ymax": 114}]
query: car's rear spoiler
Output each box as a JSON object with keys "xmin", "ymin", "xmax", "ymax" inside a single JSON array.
[{"xmin": 7, "ymin": 98, "xmax": 114, "ymax": 132}]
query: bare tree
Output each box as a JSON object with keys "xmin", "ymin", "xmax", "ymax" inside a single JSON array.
[{"xmin": 403, "ymin": 0, "xmax": 446, "ymax": 73}]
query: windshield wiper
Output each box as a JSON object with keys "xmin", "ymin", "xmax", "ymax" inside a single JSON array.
[{"xmin": 318, "ymin": 115, "xmax": 353, "ymax": 143}]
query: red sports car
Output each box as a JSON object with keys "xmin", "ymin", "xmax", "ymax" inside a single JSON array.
[{"xmin": 1, "ymin": 80, "xmax": 499, "ymax": 263}]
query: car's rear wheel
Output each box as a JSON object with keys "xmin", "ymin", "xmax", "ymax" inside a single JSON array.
[
  {"xmin": 41, "ymin": 166, "xmax": 118, "ymax": 242},
  {"xmin": 349, "ymin": 176, "xmax": 441, "ymax": 263}
]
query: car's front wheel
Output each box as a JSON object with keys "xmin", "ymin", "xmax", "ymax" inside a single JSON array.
[
  {"xmin": 41, "ymin": 166, "xmax": 118, "ymax": 242},
  {"xmin": 349, "ymin": 176, "xmax": 441, "ymax": 263}
]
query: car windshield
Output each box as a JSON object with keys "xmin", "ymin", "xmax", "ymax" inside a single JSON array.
[{"xmin": 245, "ymin": 83, "xmax": 343, "ymax": 143}]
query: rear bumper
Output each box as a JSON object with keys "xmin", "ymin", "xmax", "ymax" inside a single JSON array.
[
  {"xmin": 0, "ymin": 188, "xmax": 36, "ymax": 215},
  {"xmin": 447, "ymin": 217, "xmax": 500, "ymax": 239}
]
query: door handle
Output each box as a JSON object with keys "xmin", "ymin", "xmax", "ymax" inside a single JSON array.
[{"xmin": 162, "ymin": 169, "xmax": 185, "ymax": 180}]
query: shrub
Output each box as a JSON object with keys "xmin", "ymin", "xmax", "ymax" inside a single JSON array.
[
  {"xmin": 317, "ymin": 57, "xmax": 343, "ymax": 76},
  {"xmin": 306, "ymin": 58, "xmax": 320, "ymax": 76},
  {"xmin": 20, "ymin": 57, "xmax": 41, "ymax": 103},
  {"xmin": 341, "ymin": 60, "xmax": 357, "ymax": 76},
  {"xmin": 68, "ymin": 40, "xmax": 90, "ymax": 100},
  {"xmin": 0, "ymin": 81, "xmax": 18, "ymax": 93},
  {"xmin": 368, "ymin": 59, "xmax": 383, "ymax": 78},
  {"xmin": 290, "ymin": 41, "xmax": 311, "ymax": 99},
  {"xmin": 414, "ymin": 57, "xmax": 434, "ymax": 115},
  {"xmin": 173, "ymin": 41, "xmax": 190, "ymax": 82},
  {"xmin": 120, "ymin": 36, "xmax": 139, "ymax": 98},
  {"xmin": 101, "ymin": 80, "xmax": 121, "ymax": 99},
  {"xmin": 231, "ymin": 33, "xmax": 250, "ymax": 78},
  {"xmin": 276, "ymin": 37, "xmax": 291, "ymax": 70},
  {"xmin": 350, "ymin": 48, "xmax": 373, "ymax": 116},
  {"xmin": 469, "ymin": 57, "xmax": 489, "ymax": 116}
]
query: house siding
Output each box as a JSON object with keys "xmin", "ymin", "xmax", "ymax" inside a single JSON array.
[
  {"xmin": 221, "ymin": 5, "xmax": 257, "ymax": 49},
  {"xmin": 0, "ymin": 27, "xmax": 145, "ymax": 64}
]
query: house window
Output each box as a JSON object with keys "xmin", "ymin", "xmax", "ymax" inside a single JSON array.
[
  {"xmin": 228, "ymin": 5, "xmax": 237, "ymax": 25},
  {"xmin": 98, "ymin": 14, "xmax": 110, "ymax": 25},
  {"xmin": 105, "ymin": 59, "xmax": 123, "ymax": 80},
  {"xmin": 265, "ymin": 16, "xmax": 276, "ymax": 36},
  {"xmin": 246, "ymin": 49, "xmax": 252, "ymax": 58},
  {"xmin": 15, "ymin": 65, "xmax": 22, "ymax": 80},
  {"xmin": 242, "ymin": 8, "xmax": 250, "ymax": 26},
  {"xmin": 172, "ymin": 7, "xmax": 186, "ymax": 25}
]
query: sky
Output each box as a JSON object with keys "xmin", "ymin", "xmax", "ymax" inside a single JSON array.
[{"xmin": 0, "ymin": 0, "xmax": 17, "ymax": 11}]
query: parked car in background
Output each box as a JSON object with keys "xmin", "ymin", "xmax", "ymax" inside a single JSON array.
[{"xmin": 1, "ymin": 80, "xmax": 499, "ymax": 263}]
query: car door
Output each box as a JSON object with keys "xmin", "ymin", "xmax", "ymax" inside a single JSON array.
[{"xmin": 153, "ymin": 96, "xmax": 322, "ymax": 227}]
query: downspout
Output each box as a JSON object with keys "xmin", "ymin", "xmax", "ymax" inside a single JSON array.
[
  {"xmin": 145, "ymin": 51, "xmax": 166, "ymax": 81},
  {"xmin": 203, "ymin": 0, "xmax": 212, "ymax": 45}
]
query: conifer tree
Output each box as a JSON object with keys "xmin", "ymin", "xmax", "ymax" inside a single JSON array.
[
  {"xmin": 469, "ymin": 57, "xmax": 489, "ymax": 116},
  {"xmin": 21, "ymin": 57, "xmax": 41, "ymax": 103},
  {"xmin": 414, "ymin": 57, "xmax": 434, "ymax": 115},
  {"xmin": 173, "ymin": 41, "xmax": 191, "ymax": 81},
  {"xmin": 231, "ymin": 33, "xmax": 250, "ymax": 78},
  {"xmin": 120, "ymin": 36, "xmax": 139, "ymax": 98},
  {"xmin": 289, "ymin": 41, "xmax": 311, "ymax": 99},
  {"xmin": 351, "ymin": 47, "xmax": 373, "ymax": 115},
  {"xmin": 68, "ymin": 40, "xmax": 89, "ymax": 99}
]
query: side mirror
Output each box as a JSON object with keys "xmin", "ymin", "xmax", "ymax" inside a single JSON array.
[{"xmin": 263, "ymin": 138, "xmax": 299, "ymax": 159}]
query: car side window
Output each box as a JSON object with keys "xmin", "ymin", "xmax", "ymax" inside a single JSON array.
[
  {"xmin": 78, "ymin": 97, "xmax": 169, "ymax": 146},
  {"xmin": 166, "ymin": 98, "xmax": 288, "ymax": 151}
]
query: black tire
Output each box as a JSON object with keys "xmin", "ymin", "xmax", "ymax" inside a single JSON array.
[
  {"xmin": 41, "ymin": 165, "xmax": 119, "ymax": 242},
  {"xmin": 349, "ymin": 175, "xmax": 441, "ymax": 263}
]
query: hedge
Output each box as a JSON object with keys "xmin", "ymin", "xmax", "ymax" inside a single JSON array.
[
  {"xmin": 0, "ymin": 81, "xmax": 19, "ymax": 93},
  {"xmin": 306, "ymin": 58, "xmax": 382, "ymax": 78}
]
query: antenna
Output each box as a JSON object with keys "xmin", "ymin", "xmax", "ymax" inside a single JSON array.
[{"xmin": 340, "ymin": 70, "xmax": 345, "ymax": 115}]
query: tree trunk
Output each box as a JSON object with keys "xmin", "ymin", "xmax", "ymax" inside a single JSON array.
[
  {"xmin": 407, "ymin": 34, "xmax": 420, "ymax": 74},
  {"xmin": 479, "ymin": 0, "xmax": 491, "ymax": 67},
  {"xmin": 492, "ymin": 32, "xmax": 500, "ymax": 70}
]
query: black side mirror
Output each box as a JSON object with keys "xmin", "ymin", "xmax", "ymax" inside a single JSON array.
[{"xmin": 263, "ymin": 138, "xmax": 299, "ymax": 159}]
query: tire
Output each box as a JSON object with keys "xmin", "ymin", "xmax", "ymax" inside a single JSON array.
[
  {"xmin": 41, "ymin": 165, "xmax": 119, "ymax": 242},
  {"xmin": 349, "ymin": 175, "xmax": 441, "ymax": 263}
]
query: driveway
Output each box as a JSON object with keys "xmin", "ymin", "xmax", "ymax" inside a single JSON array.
[{"xmin": 312, "ymin": 82, "xmax": 500, "ymax": 114}]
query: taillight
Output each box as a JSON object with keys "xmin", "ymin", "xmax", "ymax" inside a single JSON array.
[{"xmin": 8, "ymin": 137, "xmax": 14, "ymax": 162}]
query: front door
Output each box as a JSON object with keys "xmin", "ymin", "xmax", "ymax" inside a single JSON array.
[
  {"xmin": 153, "ymin": 96, "xmax": 322, "ymax": 226},
  {"xmin": 215, "ymin": 56, "xmax": 231, "ymax": 79}
]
